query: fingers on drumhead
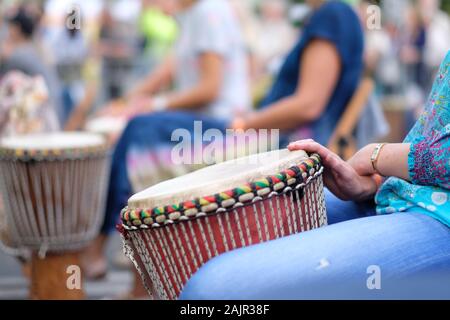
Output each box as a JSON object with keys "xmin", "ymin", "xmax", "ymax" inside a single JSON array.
[
  {"xmin": 288, "ymin": 139, "xmax": 316, "ymax": 150},
  {"xmin": 288, "ymin": 139, "xmax": 314, "ymax": 146},
  {"xmin": 287, "ymin": 140, "xmax": 344, "ymax": 173}
]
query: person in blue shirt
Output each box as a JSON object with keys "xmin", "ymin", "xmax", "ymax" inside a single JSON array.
[{"xmin": 231, "ymin": 0, "xmax": 364, "ymax": 146}]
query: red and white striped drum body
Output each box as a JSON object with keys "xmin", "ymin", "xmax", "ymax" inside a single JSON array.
[
  {"xmin": 120, "ymin": 149, "xmax": 327, "ymax": 300},
  {"xmin": 0, "ymin": 132, "xmax": 110, "ymax": 253}
]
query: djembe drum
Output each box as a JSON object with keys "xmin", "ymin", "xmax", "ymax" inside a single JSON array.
[
  {"xmin": 0, "ymin": 132, "xmax": 110, "ymax": 299},
  {"xmin": 120, "ymin": 149, "xmax": 327, "ymax": 300}
]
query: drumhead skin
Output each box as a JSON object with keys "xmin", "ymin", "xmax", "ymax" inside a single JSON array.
[
  {"xmin": 129, "ymin": 149, "xmax": 310, "ymax": 210},
  {"xmin": 0, "ymin": 132, "xmax": 105, "ymax": 150},
  {"xmin": 85, "ymin": 117, "xmax": 127, "ymax": 135},
  {"xmin": 0, "ymin": 132, "xmax": 106, "ymax": 160}
]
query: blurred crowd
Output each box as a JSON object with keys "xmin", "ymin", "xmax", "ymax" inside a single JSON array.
[
  {"xmin": 361, "ymin": 0, "xmax": 450, "ymax": 115},
  {"xmin": 0, "ymin": 0, "xmax": 448, "ymax": 135}
]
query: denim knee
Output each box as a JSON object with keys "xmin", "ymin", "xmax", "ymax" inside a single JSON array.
[{"xmin": 180, "ymin": 254, "xmax": 233, "ymax": 300}]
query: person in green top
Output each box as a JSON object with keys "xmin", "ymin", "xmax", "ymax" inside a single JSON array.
[{"xmin": 139, "ymin": 0, "xmax": 178, "ymax": 59}]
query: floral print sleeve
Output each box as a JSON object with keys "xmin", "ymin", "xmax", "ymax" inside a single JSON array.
[
  {"xmin": 406, "ymin": 53, "xmax": 450, "ymax": 189},
  {"xmin": 408, "ymin": 125, "xmax": 450, "ymax": 189},
  {"xmin": 376, "ymin": 51, "xmax": 450, "ymax": 227}
]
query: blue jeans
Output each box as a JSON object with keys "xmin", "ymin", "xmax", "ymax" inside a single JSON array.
[{"xmin": 180, "ymin": 190, "xmax": 450, "ymax": 299}]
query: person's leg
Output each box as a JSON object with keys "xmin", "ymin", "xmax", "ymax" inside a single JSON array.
[
  {"xmin": 81, "ymin": 113, "xmax": 140, "ymax": 279},
  {"xmin": 324, "ymin": 189, "xmax": 376, "ymax": 225},
  {"xmin": 180, "ymin": 213, "xmax": 450, "ymax": 300},
  {"xmin": 100, "ymin": 119, "xmax": 138, "ymax": 235}
]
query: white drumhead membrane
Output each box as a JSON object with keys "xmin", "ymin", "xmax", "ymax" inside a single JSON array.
[
  {"xmin": 0, "ymin": 132, "xmax": 105, "ymax": 150},
  {"xmin": 129, "ymin": 149, "xmax": 309, "ymax": 209}
]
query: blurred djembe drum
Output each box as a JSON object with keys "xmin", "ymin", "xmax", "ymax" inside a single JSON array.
[
  {"xmin": 0, "ymin": 132, "xmax": 110, "ymax": 299},
  {"xmin": 120, "ymin": 149, "xmax": 327, "ymax": 300}
]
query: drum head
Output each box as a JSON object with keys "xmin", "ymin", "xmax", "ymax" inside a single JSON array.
[
  {"xmin": 0, "ymin": 132, "xmax": 105, "ymax": 150},
  {"xmin": 129, "ymin": 149, "xmax": 309, "ymax": 209}
]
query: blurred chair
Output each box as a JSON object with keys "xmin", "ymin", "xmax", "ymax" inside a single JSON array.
[{"xmin": 328, "ymin": 78, "xmax": 375, "ymax": 160}]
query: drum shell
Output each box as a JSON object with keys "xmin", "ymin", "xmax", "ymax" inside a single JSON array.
[
  {"xmin": 125, "ymin": 174, "xmax": 326, "ymax": 300},
  {"xmin": 0, "ymin": 153, "xmax": 110, "ymax": 252}
]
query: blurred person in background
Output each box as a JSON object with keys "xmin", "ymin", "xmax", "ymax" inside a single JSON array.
[
  {"xmin": 0, "ymin": 5, "xmax": 62, "ymax": 126},
  {"xmin": 375, "ymin": 0, "xmax": 408, "ymax": 97},
  {"xmin": 83, "ymin": 0, "xmax": 250, "ymax": 298},
  {"xmin": 384, "ymin": 0, "xmax": 450, "ymax": 134},
  {"xmin": 19, "ymin": 1, "xmax": 55, "ymax": 68},
  {"xmin": 50, "ymin": 13, "xmax": 89, "ymax": 126},
  {"xmin": 400, "ymin": 4, "xmax": 427, "ymax": 103},
  {"xmin": 0, "ymin": 5, "xmax": 6, "ymax": 48},
  {"xmin": 253, "ymin": 0, "xmax": 297, "ymax": 78},
  {"xmin": 98, "ymin": 7, "xmax": 138, "ymax": 101},
  {"xmin": 136, "ymin": 0, "xmax": 178, "ymax": 76},
  {"xmin": 228, "ymin": 0, "xmax": 259, "ymax": 77},
  {"xmin": 375, "ymin": 21, "xmax": 404, "ymax": 96},
  {"xmin": 358, "ymin": 0, "xmax": 392, "ymax": 79},
  {"xmin": 230, "ymin": 0, "xmax": 364, "ymax": 147},
  {"xmin": 0, "ymin": 71, "xmax": 58, "ymax": 137},
  {"xmin": 419, "ymin": 0, "xmax": 450, "ymax": 91},
  {"xmin": 230, "ymin": 0, "xmax": 297, "ymax": 105}
]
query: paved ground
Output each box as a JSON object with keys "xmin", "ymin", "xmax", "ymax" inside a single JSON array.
[{"xmin": 0, "ymin": 233, "xmax": 133, "ymax": 300}]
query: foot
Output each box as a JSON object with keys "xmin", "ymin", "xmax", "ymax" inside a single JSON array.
[
  {"xmin": 81, "ymin": 235, "xmax": 108, "ymax": 280},
  {"xmin": 113, "ymin": 249, "xmax": 133, "ymax": 270}
]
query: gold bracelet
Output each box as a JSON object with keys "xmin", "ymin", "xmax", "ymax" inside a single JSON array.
[{"xmin": 370, "ymin": 143, "xmax": 387, "ymax": 175}]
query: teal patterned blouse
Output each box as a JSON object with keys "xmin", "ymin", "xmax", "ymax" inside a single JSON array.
[{"xmin": 376, "ymin": 51, "xmax": 450, "ymax": 227}]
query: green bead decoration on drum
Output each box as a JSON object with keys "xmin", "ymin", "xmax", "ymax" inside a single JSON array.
[
  {"xmin": 128, "ymin": 210, "xmax": 141, "ymax": 226},
  {"xmin": 254, "ymin": 179, "xmax": 270, "ymax": 189},
  {"xmin": 129, "ymin": 210, "xmax": 139, "ymax": 220},
  {"xmin": 218, "ymin": 191, "xmax": 235, "ymax": 208},
  {"xmin": 140, "ymin": 209, "xmax": 151, "ymax": 219}
]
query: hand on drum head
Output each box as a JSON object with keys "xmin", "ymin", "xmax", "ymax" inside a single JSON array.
[{"xmin": 288, "ymin": 139, "xmax": 379, "ymax": 202}]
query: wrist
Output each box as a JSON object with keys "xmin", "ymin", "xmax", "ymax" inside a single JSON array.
[
  {"xmin": 370, "ymin": 143, "xmax": 388, "ymax": 176},
  {"xmin": 356, "ymin": 174, "xmax": 380, "ymax": 202},
  {"xmin": 374, "ymin": 143, "xmax": 411, "ymax": 181},
  {"xmin": 348, "ymin": 144, "xmax": 378, "ymax": 176}
]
